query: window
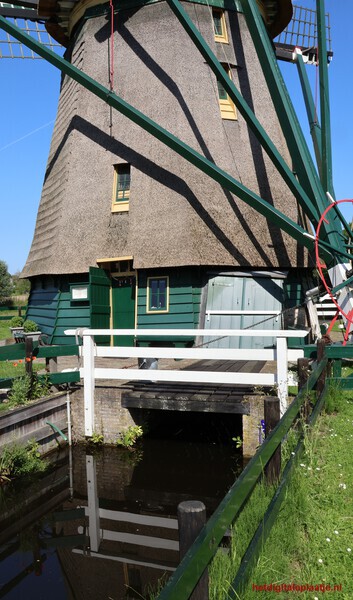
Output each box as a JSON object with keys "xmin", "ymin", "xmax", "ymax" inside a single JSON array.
[
  {"xmin": 217, "ymin": 64, "xmax": 237, "ymax": 120},
  {"xmin": 147, "ymin": 277, "xmax": 169, "ymax": 313},
  {"xmin": 112, "ymin": 164, "xmax": 130, "ymax": 212},
  {"xmin": 212, "ymin": 9, "xmax": 228, "ymax": 43}
]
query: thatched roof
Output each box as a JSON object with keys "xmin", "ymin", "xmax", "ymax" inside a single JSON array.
[{"xmin": 22, "ymin": 3, "xmax": 306, "ymax": 278}]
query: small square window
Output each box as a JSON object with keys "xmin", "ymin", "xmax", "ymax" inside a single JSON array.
[
  {"xmin": 217, "ymin": 64, "xmax": 237, "ymax": 120},
  {"xmin": 112, "ymin": 164, "xmax": 130, "ymax": 212},
  {"xmin": 212, "ymin": 9, "xmax": 228, "ymax": 44},
  {"xmin": 147, "ymin": 277, "xmax": 169, "ymax": 313}
]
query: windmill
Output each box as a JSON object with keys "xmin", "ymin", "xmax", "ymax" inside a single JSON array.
[{"xmin": 0, "ymin": 0, "xmax": 351, "ymax": 348}]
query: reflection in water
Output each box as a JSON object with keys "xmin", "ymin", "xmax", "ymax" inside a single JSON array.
[{"xmin": 0, "ymin": 438, "xmax": 243, "ymax": 599}]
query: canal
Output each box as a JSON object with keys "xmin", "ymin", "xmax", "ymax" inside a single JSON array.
[{"xmin": 0, "ymin": 412, "xmax": 244, "ymax": 599}]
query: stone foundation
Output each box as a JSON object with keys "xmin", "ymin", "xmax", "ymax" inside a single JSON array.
[
  {"xmin": 242, "ymin": 395, "xmax": 265, "ymax": 458},
  {"xmin": 69, "ymin": 382, "xmax": 145, "ymax": 444}
]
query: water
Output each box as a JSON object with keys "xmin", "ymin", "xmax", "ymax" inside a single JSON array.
[{"xmin": 0, "ymin": 428, "xmax": 243, "ymax": 599}]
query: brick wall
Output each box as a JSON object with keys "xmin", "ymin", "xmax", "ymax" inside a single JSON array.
[{"xmin": 70, "ymin": 382, "xmax": 145, "ymax": 444}]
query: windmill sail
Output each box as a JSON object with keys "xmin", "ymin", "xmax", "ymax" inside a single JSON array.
[
  {"xmin": 275, "ymin": 4, "xmax": 332, "ymax": 63},
  {"xmin": 0, "ymin": 3, "xmax": 62, "ymax": 57}
]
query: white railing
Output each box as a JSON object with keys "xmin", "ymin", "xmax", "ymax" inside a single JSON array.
[
  {"xmin": 65, "ymin": 328, "xmax": 308, "ymax": 436},
  {"xmin": 205, "ymin": 310, "xmax": 280, "ymax": 321}
]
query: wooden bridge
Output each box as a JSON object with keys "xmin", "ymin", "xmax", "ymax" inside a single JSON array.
[{"xmin": 121, "ymin": 359, "xmax": 267, "ymax": 414}]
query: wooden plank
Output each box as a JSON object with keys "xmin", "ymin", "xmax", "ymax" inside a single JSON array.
[
  {"xmin": 0, "ymin": 394, "xmax": 68, "ymax": 428},
  {"xmin": 326, "ymin": 345, "xmax": 353, "ymax": 359},
  {"xmin": 0, "ymin": 342, "xmax": 27, "ymax": 361},
  {"xmin": 38, "ymin": 371, "xmax": 80, "ymax": 385},
  {"xmin": 121, "ymin": 395, "xmax": 250, "ymax": 414},
  {"xmin": 0, "ymin": 378, "xmax": 13, "ymax": 388},
  {"xmin": 328, "ymin": 377, "xmax": 353, "ymax": 390},
  {"xmin": 35, "ymin": 344, "xmax": 80, "ymax": 358}
]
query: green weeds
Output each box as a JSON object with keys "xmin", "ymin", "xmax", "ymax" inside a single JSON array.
[
  {"xmin": 116, "ymin": 425, "xmax": 143, "ymax": 448},
  {"xmin": 6, "ymin": 374, "xmax": 50, "ymax": 408},
  {"xmin": 0, "ymin": 440, "xmax": 47, "ymax": 483}
]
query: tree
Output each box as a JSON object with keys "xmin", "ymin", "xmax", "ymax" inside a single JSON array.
[
  {"xmin": 0, "ymin": 260, "xmax": 13, "ymax": 304},
  {"xmin": 12, "ymin": 272, "xmax": 30, "ymax": 295}
]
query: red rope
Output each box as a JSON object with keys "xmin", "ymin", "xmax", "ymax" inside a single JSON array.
[
  {"xmin": 109, "ymin": 0, "xmax": 115, "ymax": 90},
  {"xmin": 315, "ymin": 199, "xmax": 353, "ymax": 344}
]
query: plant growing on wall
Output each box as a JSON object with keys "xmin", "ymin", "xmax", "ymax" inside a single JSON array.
[
  {"xmin": 116, "ymin": 425, "xmax": 143, "ymax": 449},
  {"xmin": 8, "ymin": 374, "xmax": 50, "ymax": 407},
  {"xmin": 0, "ymin": 440, "xmax": 47, "ymax": 483}
]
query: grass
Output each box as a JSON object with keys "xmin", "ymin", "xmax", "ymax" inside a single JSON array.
[
  {"xmin": 238, "ymin": 388, "xmax": 353, "ymax": 599},
  {"xmin": 0, "ymin": 360, "xmax": 42, "ymax": 380},
  {"xmin": 0, "ymin": 312, "xmax": 17, "ymax": 341},
  {"xmin": 205, "ymin": 385, "xmax": 353, "ymax": 600}
]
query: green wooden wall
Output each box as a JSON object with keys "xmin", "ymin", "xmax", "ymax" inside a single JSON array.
[
  {"xmin": 26, "ymin": 279, "xmax": 60, "ymax": 343},
  {"xmin": 137, "ymin": 268, "xmax": 203, "ymax": 346},
  {"xmin": 27, "ymin": 275, "xmax": 91, "ymax": 345},
  {"xmin": 27, "ymin": 267, "xmax": 203, "ymax": 346}
]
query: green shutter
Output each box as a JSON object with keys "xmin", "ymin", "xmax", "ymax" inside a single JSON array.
[{"xmin": 89, "ymin": 267, "xmax": 111, "ymax": 345}]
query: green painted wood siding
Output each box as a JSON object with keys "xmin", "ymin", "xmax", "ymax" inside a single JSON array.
[
  {"xmin": 26, "ymin": 286, "xmax": 59, "ymax": 343},
  {"xmin": 137, "ymin": 269, "xmax": 202, "ymax": 345},
  {"xmin": 27, "ymin": 278, "xmax": 89, "ymax": 346},
  {"xmin": 53, "ymin": 290, "xmax": 90, "ymax": 345}
]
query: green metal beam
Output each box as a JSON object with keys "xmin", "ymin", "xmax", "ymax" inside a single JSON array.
[
  {"xmin": 317, "ymin": 0, "xmax": 333, "ymax": 197},
  {"xmin": 241, "ymin": 0, "xmax": 344, "ymax": 258},
  {"xmin": 0, "ymin": 15, "xmax": 324, "ymax": 254},
  {"xmin": 295, "ymin": 29, "xmax": 352, "ymax": 242},
  {"xmin": 295, "ymin": 51, "xmax": 322, "ymax": 178},
  {"xmin": 166, "ymin": 0, "xmax": 320, "ymax": 224},
  {"xmin": 331, "ymin": 273, "xmax": 353, "ymax": 295}
]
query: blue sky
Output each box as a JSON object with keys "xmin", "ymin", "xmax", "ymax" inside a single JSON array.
[{"xmin": 0, "ymin": 0, "xmax": 352, "ymax": 275}]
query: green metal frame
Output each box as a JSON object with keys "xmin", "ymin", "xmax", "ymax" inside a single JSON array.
[
  {"xmin": 166, "ymin": 0, "xmax": 320, "ymax": 225},
  {"xmin": 1, "ymin": 0, "xmax": 351, "ymax": 263},
  {"xmin": 0, "ymin": 14, "xmax": 333, "ymax": 258},
  {"xmin": 1, "ymin": 0, "xmax": 351, "ymax": 267},
  {"xmin": 294, "ymin": 6, "xmax": 352, "ymax": 246},
  {"xmin": 295, "ymin": 51, "xmax": 322, "ymax": 178},
  {"xmin": 316, "ymin": 0, "xmax": 333, "ymax": 197},
  {"xmin": 240, "ymin": 0, "xmax": 344, "ymax": 258}
]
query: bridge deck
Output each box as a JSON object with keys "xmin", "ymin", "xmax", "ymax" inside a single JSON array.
[{"xmin": 121, "ymin": 360, "xmax": 266, "ymax": 414}]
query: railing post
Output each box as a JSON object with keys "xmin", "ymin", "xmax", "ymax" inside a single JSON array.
[
  {"xmin": 25, "ymin": 336, "xmax": 33, "ymax": 396},
  {"xmin": 316, "ymin": 338, "xmax": 327, "ymax": 398},
  {"xmin": 276, "ymin": 336, "xmax": 288, "ymax": 416},
  {"xmin": 264, "ymin": 397, "xmax": 281, "ymax": 484},
  {"xmin": 298, "ymin": 357, "xmax": 310, "ymax": 421},
  {"xmin": 177, "ymin": 501, "xmax": 209, "ymax": 600},
  {"xmin": 82, "ymin": 333, "xmax": 95, "ymax": 437},
  {"xmin": 86, "ymin": 455, "xmax": 100, "ymax": 552}
]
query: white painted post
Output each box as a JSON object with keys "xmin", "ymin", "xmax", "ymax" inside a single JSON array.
[
  {"xmin": 276, "ymin": 336, "xmax": 288, "ymax": 416},
  {"xmin": 82, "ymin": 333, "xmax": 95, "ymax": 437},
  {"xmin": 86, "ymin": 455, "xmax": 100, "ymax": 552}
]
